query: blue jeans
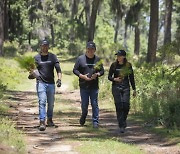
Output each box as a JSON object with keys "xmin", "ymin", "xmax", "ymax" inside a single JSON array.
[
  {"xmin": 80, "ymin": 88, "xmax": 99, "ymax": 125},
  {"xmin": 36, "ymin": 81, "xmax": 55, "ymax": 121}
]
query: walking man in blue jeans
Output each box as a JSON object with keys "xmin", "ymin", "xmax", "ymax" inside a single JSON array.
[
  {"xmin": 73, "ymin": 41, "xmax": 104, "ymax": 128},
  {"xmin": 29, "ymin": 39, "xmax": 62, "ymax": 131}
]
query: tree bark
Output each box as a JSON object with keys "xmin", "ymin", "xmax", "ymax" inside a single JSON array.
[
  {"xmin": 4, "ymin": 0, "xmax": 8, "ymax": 40},
  {"xmin": 114, "ymin": 15, "xmax": 120, "ymax": 43},
  {"xmin": 84, "ymin": 0, "xmax": 90, "ymax": 30},
  {"xmin": 147, "ymin": 0, "xmax": 159, "ymax": 64},
  {"xmin": 71, "ymin": 0, "xmax": 80, "ymax": 20},
  {"xmin": 50, "ymin": 23, "xmax": 55, "ymax": 47},
  {"xmin": 88, "ymin": 0, "xmax": 101, "ymax": 41},
  {"xmin": 0, "ymin": 0, "xmax": 4, "ymax": 56},
  {"xmin": 164, "ymin": 0, "xmax": 172, "ymax": 45},
  {"xmin": 134, "ymin": 23, "xmax": 140, "ymax": 55}
]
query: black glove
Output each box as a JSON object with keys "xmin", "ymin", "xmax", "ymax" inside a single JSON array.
[
  {"xmin": 28, "ymin": 74, "xmax": 35, "ymax": 79},
  {"xmin": 56, "ymin": 79, "xmax": 61, "ymax": 87}
]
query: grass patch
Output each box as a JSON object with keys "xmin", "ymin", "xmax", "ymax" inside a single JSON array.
[
  {"xmin": 0, "ymin": 118, "xmax": 26, "ymax": 153},
  {"xmin": 76, "ymin": 139, "xmax": 143, "ymax": 154},
  {"xmin": 58, "ymin": 61, "xmax": 75, "ymax": 90}
]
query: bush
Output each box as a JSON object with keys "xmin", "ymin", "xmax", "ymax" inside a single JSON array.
[
  {"xmin": 132, "ymin": 64, "xmax": 180, "ymax": 127},
  {"xmin": 3, "ymin": 41, "xmax": 19, "ymax": 57}
]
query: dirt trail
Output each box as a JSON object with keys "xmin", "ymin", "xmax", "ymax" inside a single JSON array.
[{"xmin": 4, "ymin": 89, "xmax": 180, "ymax": 154}]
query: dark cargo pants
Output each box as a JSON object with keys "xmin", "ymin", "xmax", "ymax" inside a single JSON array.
[{"xmin": 112, "ymin": 85, "xmax": 130, "ymax": 128}]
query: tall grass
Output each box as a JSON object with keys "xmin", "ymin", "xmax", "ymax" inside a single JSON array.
[{"xmin": 0, "ymin": 118, "xmax": 26, "ymax": 153}]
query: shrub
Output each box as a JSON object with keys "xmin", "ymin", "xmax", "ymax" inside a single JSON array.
[{"xmin": 132, "ymin": 64, "xmax": 180, "ymax": 127}]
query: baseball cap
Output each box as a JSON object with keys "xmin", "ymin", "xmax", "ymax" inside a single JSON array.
[
  {"xmin": 86, "ymin": 41, "xmax": 96, "ymax": 50},
  {"xmin": 41, "ymin": 39, "xmax": 49, "ymax": 45},
  {"xmin": 115, "ymin": 50, "xmax": 126, "ymax": 56}
]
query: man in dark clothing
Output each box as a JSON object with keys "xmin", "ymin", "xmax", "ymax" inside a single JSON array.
[
  {"xmin": 29, "ymin": 39, "xmax": 62, "ymax": 131},
  {"xmin": 108, "ymin": 50, "xmax": 136, "ymax": 133},
  {"xmin": 73, "ymin": 41, "xmax": 104, "ymax": 128}
]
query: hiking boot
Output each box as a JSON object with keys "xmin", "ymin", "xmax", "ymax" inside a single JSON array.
[
  {"xmin": 93, "ymin": 123, "xmax": 99, "ymax": 129},
  {"xmin": 47, "ymin": 118, "xmax": 55, "ymax": 127},
  {"xmin": 79, "ymin": 116, "xmax": 86, "ymax": 126},
  {"xmin": 120, "ymin": 127, "xmax": 125, "ymax": 133},
  {"xmin": 39, "ymin": 121, "xmax": 46, "ymax": 131}
]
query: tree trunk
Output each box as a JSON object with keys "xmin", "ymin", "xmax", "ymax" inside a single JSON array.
[
  {"xmin": 147, "ymin": 0, "xmax": 159, "ymax": 64},
  {"xmin": 164, "ymin": 0, "xmax": 172, "ymax": 45},
  {"xmin": 84, "ymin": 0, "xmax": 90, "ymax": 30},
  {"xmin": 88, "ymin": 0, "xmax": 101, "ymax": 41},
  {"xmin": 71, "ymin": 0, "xmax": 80, "ymax": 20},
  {"xmin": 0, "ymin": 0, "xmax": 4, "ymax": 56},
  {"xmin": 4, "ymin": 0, "xmax": 8, "ymax": 40},
  {"xmin": 50, "ymin": 23, "xmax": 55, "ymax": 47},
  {"xmin": 114, "ymin": 15, "xmax": 120, "ymax": 43},
  {"xmin": 134, "ymin": 23, "xmax": 140, "ymax": 55}
]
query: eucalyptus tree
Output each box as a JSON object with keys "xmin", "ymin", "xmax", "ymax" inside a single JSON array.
[{"xmin": 147, "ymin": 0, "xmax": 159, "ymax": 64}]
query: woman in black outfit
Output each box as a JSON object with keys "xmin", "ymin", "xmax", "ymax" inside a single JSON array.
[{"xmin": 108, "ymin": 50, "xmax": 136, "ymax": 133}]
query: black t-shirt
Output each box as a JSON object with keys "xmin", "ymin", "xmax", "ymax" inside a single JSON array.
[
  {"xmin": 35, "ymin": 52, "xmax": 61, "ymax": 84},
  {"xmin": 73, "ymin": 54, "xmax": 104, "ymax": 89}
]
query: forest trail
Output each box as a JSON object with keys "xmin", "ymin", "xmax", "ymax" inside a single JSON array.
[{"xmin": 5, "ymin": 88, "xmax": 180, "ymax": 154}]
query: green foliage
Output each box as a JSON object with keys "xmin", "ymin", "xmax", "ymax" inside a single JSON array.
[
  {"xmin": 132, "ymin": 64, "xmax": 180, "ymax": 127},
  {"xmin": 118, "ymin": 62, "xmax": 132, "ymax": 79},
  {"xmin": 99, "ymin": 76, "xmax": 112, "ymax": 101},
  {"xmin": 15, "ymin": 56, "xmax": 36, "ymax": 71},
  {"xmin": 72, "ymin": 76, "xmax": 79, "ymax": 90},
  {"xmin": 3, "ymin": 41, "xmax": 18, "ymax": 57},
  {"xmin": 0, "ymin": 118, "xmax": 25, "ymax": 153},
  {"xmin": 0, "ymin": 57, "xmax": 29, "ymax": 90},
  {"xmin": 94, "ymin": 59, "xmax": 104, "ymax": 71},
  {"xmin": 0, "ymin": 81, "xmax": 6, "ymax": 99},
  {"xmin": 157, "ymin": 41, "xmax": 180, "ymax": 64}
]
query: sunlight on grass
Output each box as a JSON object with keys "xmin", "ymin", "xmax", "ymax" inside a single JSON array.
[
  {"xmin": 57, "ymin": 62, "xmax": 75, "ymax": 90},
  {"xmin": 0, "ymin": 118, "xmax": 26, "ymax": 153},
  {"xmin": 76, "ymin": 139, "xmax": 144, "ymax": 154}
]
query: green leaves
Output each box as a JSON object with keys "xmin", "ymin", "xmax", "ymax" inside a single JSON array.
[
  {"xmin": 15, "ymin": 56, "xmax": 36, "ymax": 71},
  {"xmin": 119, "ymin": 62, "xmax": 132, "ymax": 78},
  {"xmin": 94, "ymin": 59, "xmax": 103, "ymax": 71}
]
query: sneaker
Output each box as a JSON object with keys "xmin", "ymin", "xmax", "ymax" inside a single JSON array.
[
  {"xmin": 79, "ymin": 116, "xmax": 86, "ymax": 126},
  {"xmin": 120, "ymin": 127, "xmax": 125, "ymax": 133},
  {"xmin": 39, "ymin": 121, "xmax": 46, "ymax": 131},
  {"xmin": 47, "ymin": 118, "xmax": 55, "ymax": 127},
  {"xmin": 93, "ymin": 123, "xmax": 99, "ymax": 129}
]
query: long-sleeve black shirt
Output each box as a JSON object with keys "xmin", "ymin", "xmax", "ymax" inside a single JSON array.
[
  {"xmin": 73, "ymin": 54, "xmax": 104, "ymax": 89},
  {"xmin": 108, "ymin": 61, "xmax": 136, "ymax": 90},
  {"xmin": 35, "ymin": 52, "xmax": 61, "ymax": 84}
]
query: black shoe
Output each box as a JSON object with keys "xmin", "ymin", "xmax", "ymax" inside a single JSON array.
[
  {"xmin": 120, "ymin": 127, "xmax": 125, "ymax": 133},
  {"xmin": 93, "ymin": 123, "xmax": 99, "ymax": 129},
  {"xmin": 39, "ymin": 121, "xmax": 46, "ymax": 131},
  {"xmin": 79, "ymin": 116, "xmax": 86, "ymax": 126},
  {"xmin": 47, "ymin": 118, "xmax": 55, "ymax": 127}
]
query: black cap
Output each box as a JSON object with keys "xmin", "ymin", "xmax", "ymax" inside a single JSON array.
[
  {"xmin": 41, "ymin": 39, "xmax": 49, "ymax": 45},
  {"xmin": 115, "ymin": 50, "xmax": 126, "ymax": 56},
  {"xmin": 86, "ymin": 41, "xmax": 96, "ymax": 50}
]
